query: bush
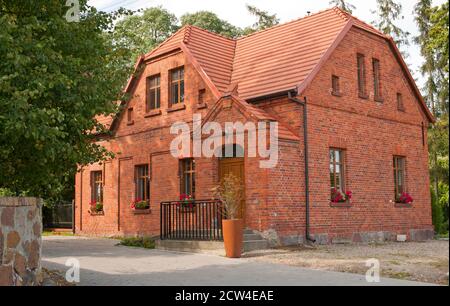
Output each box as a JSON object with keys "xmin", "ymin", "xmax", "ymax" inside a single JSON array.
[
  {"xmin": 118, "ymin": 237, "xmax": 155, "ymax": 249},
  {"xmin": 431, "ymin": 187, "xmax": 445, "ymax": 234}
]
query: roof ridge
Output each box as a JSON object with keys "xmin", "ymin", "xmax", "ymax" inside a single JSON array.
[
  {"xmin": 187, "ymin": 24, "xmax": 236, "ymax": 42},
  {"xmin": 183, "ymin": 25, "xmax": 192, "ymax": 44},
  {"xmin": 337, "ymin": 9, "xmax": 387, "ymax": 38},
  {"xmin": 237, "ymin": 7, "xmax": 338, "ymax": 41},
  {"xmin": 331, "ymin": 6, "xmax": 351, "ymax": 21},
  {"xmin": 143, "ymin": 26, "xmax": 187, "ymax": 59}
]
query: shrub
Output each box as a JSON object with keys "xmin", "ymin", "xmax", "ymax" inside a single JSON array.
[{"xmin": 118, "ymin": 237, "xmax": 155, "ymax": 249}]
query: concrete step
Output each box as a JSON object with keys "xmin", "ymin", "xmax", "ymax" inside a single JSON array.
[
  {"xmin": 156, "ymin": 239, "xmax": 225, "ymax": 256},
  {"xmin": 243, "ymin": 229, "xmax": 255, "ymax": 235},
  {"xmin": 243, "ymin": 240, "xmax": 269, "ymax": 252},
  {"xmin": 243, "ymin": 234, "xmax": 263, "ymax": 241}
]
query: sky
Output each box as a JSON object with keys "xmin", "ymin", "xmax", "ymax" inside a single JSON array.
[{"xmin": 88, "ymin": 0, "xmax": 447, "ymax": 88}]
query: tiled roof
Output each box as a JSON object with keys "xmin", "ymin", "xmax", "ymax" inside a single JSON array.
[
  {"xmin": 143, "ymin": 7, "xmax": 391, "ymax": 100},
  {"xmin": 101, "ymin": 7, "xmax": 433, "ymax": 132}
]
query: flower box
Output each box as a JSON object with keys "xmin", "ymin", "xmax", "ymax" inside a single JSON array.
[{"xmin": 133, "ymin": 209, "xmax": 151, "ymax": 215}]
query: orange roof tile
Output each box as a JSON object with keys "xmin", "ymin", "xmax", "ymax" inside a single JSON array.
[{"xmin": 103, "ymin": 7, "xmax": 433, "ymax": 132}]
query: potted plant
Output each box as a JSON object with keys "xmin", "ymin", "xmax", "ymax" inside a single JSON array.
[
  {"xmin": 331, "ymin": 188, "xmax": 352, "ymax": 204},
  {"xmin": 131, "ymin": 198, "xmax": 150, "ymax": 210},
  {"xmin": 213, "ymin": 173, "xmax": 244, "ymax": 258},
  {"xmin": 89, "ymin": 200, "xmax": 103, "ymax": 215},
  {"xmin": 178, "ymin": 194, "xmax": 195, "ymax": 212}
]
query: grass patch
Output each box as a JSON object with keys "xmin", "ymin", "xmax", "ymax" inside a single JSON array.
[
  {"xmin": 117, "ymin": 237, "xmax": 156, "ymax": 249},
  {"xmin": 43, "ymin": 231, "xmax": 74, "ymax": 237},
  {"xmin": 383, "ymin": 270, "xmax": 412, "ymax": 280},
  {"xmin": 436, "ymin": 232, "xmax": 449, "ymax": 239}
]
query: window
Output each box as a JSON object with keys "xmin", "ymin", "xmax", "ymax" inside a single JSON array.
[
  {"xmin": 393, "ymin": 156, "xmax": 406, "ymax": 202},
  {"xmin": 170, "ymin": 67, "xmax": 185, "ymax": 106},
  {"xmin": 357, "ymin": 54, "xmax": 367, "ymax": 98},
  {"xmin": 135, "ymin": 165, "xmax": 150, "ymax": 203},
  {"xmin": 91, "ymin": 171, "xmax": 103, "ymax": 203},
  {"xmin": 372, "ymin": 58, "xmax": 382, "ymax": 101},
  {"xmin": 330, "ymin": 149, "xmax": 346, "ymax": 195},
  {"xmin": 397, "ymin": 93, "xmax": 405, "ymax": 111},
  {"xmin": 127, "ymin": 108, "xmax": 134, "ymax": 124},
  {"xmin": 180, "ymin": 159, "xmax": 195, "ymax": 198},
  {"xmin": 147, "ymin": 75, "xmax": 161, "ymax": 111},
  {"xmin": 332, "ymin": 75, "xmax": 341, "ymax": 96},
  {"xmin": 198, "ymin": 89, "xmax": 206, "ymax": 104}
]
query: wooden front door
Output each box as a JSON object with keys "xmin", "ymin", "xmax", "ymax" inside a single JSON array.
[{"xmin": 219, "ymin": 158, "xmax": 245, "ymax": 221}]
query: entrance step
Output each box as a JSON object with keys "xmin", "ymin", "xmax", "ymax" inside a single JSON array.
[
  {"xmin": 243, "ymin": 229, "xmax": 269, "ymax": 252},
  {"xmin": 243, "ymin": 240, "xmax": 269, "ymax": 252},
  {"xmin": 156, "ymin": 230, "xmax": 271, "ymax": 255},
  {"xmin": 156, "ymin": 240, "xmax": 225, "ymax": 256}
]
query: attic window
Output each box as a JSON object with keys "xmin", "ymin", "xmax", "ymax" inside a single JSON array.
[
  {"xmin": 331, "ymin": 75, "xmax": 341, "ymax": 96},
  {"xmin": 357, "ymin": 53, "xmax": 368, "ymax": 99},
  {"xmin": 198, "ymin": 89, "xmax": 206, "ymax": 104},
  {"xmin": 147, "ymin": 74, "xmax": 161, "ymax": 111},
  {"xmin": 397, "ymin": 93, "xmax": 405, "ymax": 112},
  {"xmin": 373, "ymin": 58, "xmax": 383, "ymax": 102},
  {"xmin": 170, "ymin": 67, "xmax": 185, "ymax": 106},
  {"xmin": 127, "ymin": 108, "xmax": 134, "ymax": 125}
]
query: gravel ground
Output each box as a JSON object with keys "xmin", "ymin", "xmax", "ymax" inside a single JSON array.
[{"xmin": 244, "ymin": 240, "xmax": 449, "ymax": 285}]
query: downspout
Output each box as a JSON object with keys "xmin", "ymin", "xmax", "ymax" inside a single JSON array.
[{"xmin": 288, "ymin": 91, "xmax": 316, "ymax": 243}]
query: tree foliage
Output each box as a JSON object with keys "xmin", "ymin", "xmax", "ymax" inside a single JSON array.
[
  {"xmin": 243, "ymin": 5, "xmax": 280, "ymax": 35},
  {"xmin": 415, "ymin": 0, "xmax": 449, "ymax": 234},
  {"xmin": 180, "ymin": 11, "xmax": 241, "ymax": 38},
  {"xmin": 372, "ymin": 0, "xmax": 410, "ymax": 49},
  {"xmin": 329, "ymin": 0, "xmax": 356, "ymax": 14},
  {"xmin": 112, "ymin": 7, "xmax": 178, "ymax": 68},
  {"xmin": 0, "ymin": 0, "xmax": 131, "ymax": 197}
]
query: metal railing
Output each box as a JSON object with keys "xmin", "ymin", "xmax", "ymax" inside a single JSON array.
[{"xmin": 160, "ymin": 200, "xmax": 224, "ymax": 241}]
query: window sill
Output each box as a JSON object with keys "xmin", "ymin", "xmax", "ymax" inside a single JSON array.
[
  {"xmin": 90, "ymin": 211, "xmax": 104, "ymax": 216},
  {"xmin": 330, "ymin": 202, "xmax": 352, "ymax": 208},
  {"xmin": 331, "ymin": 92, "xmax": 342, "ymax": 97},
  {"xmin": 127, "ymin": 120, "xmax": 135, "ymax": 126},
  {"xmin": 133, "ymin": 209, "xmax": 151, "ymax": 215},
  {"xmin": 359, "ymin": 93, "xmax": 369, "ymax": 100},
  {"xmin": 167, "ymin": 103, "xmax": 186, "ymax": 113},
  {"xmin": 145, "ymin": 109, "xmax": 162, "ymax": 117},
  {"xmin": 394, "ymin": 202, "xmax": 413, "ymax": 208},
  {"xmin": 196, "ymin": 103, "xmax": 208, "ymax": 110},
  {"xmin": 374, "ymin": 96, "xmax": 384, "ymax": 103}
]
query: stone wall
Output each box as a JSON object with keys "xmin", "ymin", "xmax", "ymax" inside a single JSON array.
[{"xmin": 0, "ymin": 197, "xmax": 43, "ymax": 286}]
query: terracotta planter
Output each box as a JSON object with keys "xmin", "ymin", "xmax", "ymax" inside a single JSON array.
[{"xmin": 222, "ymin": 219, "xmax": 244, "ymax": 258}]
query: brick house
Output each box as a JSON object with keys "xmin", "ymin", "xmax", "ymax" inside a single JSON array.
[{"xmin": 74, "ymin": 7, "xmax": 435, "ymax": 245}]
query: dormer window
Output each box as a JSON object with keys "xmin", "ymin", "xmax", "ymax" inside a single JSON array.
[
  {"xmin": 170, "ymin": 67, "xmax": 185, "ymax": 106},
  {"xmin": 147, "ymin": 74, "xmax": 161, "ymax": 111}
]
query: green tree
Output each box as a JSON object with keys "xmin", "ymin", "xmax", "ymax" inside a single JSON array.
[
  {"xmin": 243, "ymin": 5, "xmax": 280, "ymax": 35},
  {"xmin": 112, "ymin": 7, "xmax": 178, "ymax": 68},
  {"xmin": 0, "ymin": 0, "xmax": 131, "ymax": 197},
  {"xmin": 372, "ymin": 0, "xmax": 410, "ymax": 50},
  {"xmin": 180, "ymin": 11, "xmax": 242, "ymax": 38},
  {"xmin": 427, "ymin": 1, "xmax": 449, "ymax": 116},
  {"xmin": 329, "ymin": 0, "xmax": 356, "ymax": 14}
]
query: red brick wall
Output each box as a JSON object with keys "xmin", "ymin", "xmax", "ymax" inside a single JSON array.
[
  {"xmin": 299, "ymin": 27, "xmax": 432, "ymax": 242},
  {"xmin": 75, "ymin": 26, "xmax": 433, "ymax": 243}
]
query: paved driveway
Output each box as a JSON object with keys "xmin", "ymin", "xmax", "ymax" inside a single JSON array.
[{"xmin": 42, "ymin": 236, "xmax": 434, "ymax": 286}]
